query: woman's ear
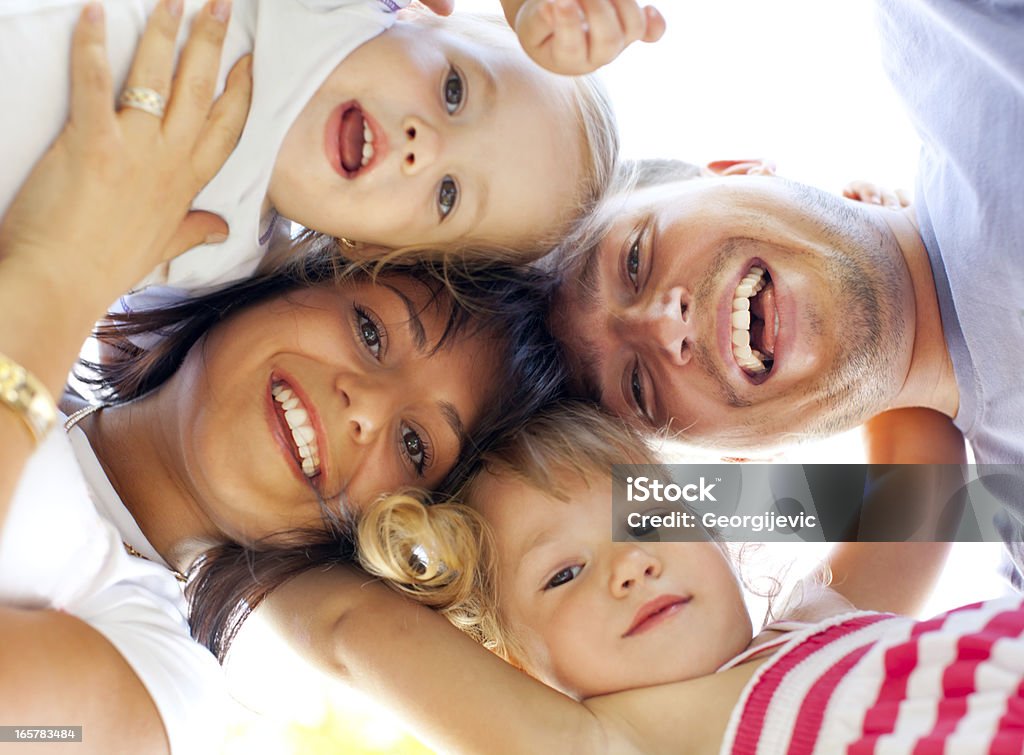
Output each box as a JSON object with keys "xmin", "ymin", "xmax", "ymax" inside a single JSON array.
[{"xmin": 702, "ymin": 159, "xmax": 778, "ymax": 177}]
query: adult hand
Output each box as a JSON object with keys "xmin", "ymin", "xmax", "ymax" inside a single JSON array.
[
  {"xmin": 0, "ymin": 0, "xmax": 251, "ymax": 299},
  {"xmin": 514, "ymin": 0, "xmax": 665, "ymax": 76}
]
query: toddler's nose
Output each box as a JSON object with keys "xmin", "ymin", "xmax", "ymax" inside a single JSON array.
[{"xmin": 401, "ymin": 116, "xmax": 441, "ymax": 175}]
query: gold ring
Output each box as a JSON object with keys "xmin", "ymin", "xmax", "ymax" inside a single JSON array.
[{"xmin": 118, "ymin": 86, "xmax": 166, "ymax": 118}]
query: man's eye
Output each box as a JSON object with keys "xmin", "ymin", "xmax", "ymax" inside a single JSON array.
[
  {"xmin": 400, "ymin": 424, "xmax": 430, "ymax": 475},
  {"xmin": 443, "ymin": 67, "xmax": 464, "ymax": 114},
  {"xmin": 545, "ymin": 565, "xmax": 583, "ymax": 590},
  {"xmin": 438, "ymin": 176, "xmax": 458, "ymax": 219},
  {"xmin": 355, "ymin": 307, "xmax": 383, "ymax": 359},
  {"xmin": 627, "ymin": 239, "xmax": 641, "ymax": 288}
]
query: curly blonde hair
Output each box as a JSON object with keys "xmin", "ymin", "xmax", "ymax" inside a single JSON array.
[{"xmin": 357, "ymin": 402, "xmax": 659, "ymax": 670}]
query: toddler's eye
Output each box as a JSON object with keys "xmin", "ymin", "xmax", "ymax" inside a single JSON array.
[
  {"xmin": 443, "ymin": 67, "xmax": 464, "ymax": 114},
  {"xmin": 546, "ymin": 565, "xmax": 582, "ymax": 589},
  {"xmin": 438, "ymin": 176, "xmax": 458, "ymax": 219}
]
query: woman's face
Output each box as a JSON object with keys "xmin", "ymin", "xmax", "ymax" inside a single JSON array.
[
  {"xmin": 167, "ymin": 276, "xmax": 499, "ymax": 545},
  {"xmin": 472, "ymin": 470, "xmax": 752, "ymax": 699}
]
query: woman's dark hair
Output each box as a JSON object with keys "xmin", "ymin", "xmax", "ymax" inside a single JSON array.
[{"xmin": 82, "ymin": 245, "xmax": 568, "ymax": 661}]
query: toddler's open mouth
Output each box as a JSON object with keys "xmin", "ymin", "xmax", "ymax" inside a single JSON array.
[{"xmin": 326, "ymin": 101, "xmax": 386, "ymax": 179}]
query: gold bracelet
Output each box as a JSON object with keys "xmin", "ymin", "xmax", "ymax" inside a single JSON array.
[{"xmin": 0, "ymin": 352, "xmax": 57, "ymax": 444}]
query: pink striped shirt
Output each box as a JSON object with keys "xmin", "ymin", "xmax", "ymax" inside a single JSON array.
[{"xmin": 722, "ymin": 597, "xmax": 1024, "ymax": 755}]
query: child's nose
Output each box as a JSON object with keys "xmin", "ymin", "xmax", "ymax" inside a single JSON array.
[
  {"xmin": 401, "ymin": 116, "xmax": 441, "ymax": 176},
  {"xmin": 609, "ymin": 545, "xmax": 661, "ymax": 597}
]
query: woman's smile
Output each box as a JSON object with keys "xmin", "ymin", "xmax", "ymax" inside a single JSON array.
[{"xmin": 267, "ymin": 374, "xmax": 329, "ymax": 491}]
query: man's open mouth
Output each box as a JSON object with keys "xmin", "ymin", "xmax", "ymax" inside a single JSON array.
[
  {"xmin": 335, "ymin": 102, "xmax": 377, "ymax": 177},
  {"xmin": 730, "ymin": 264, "xmax": 778, "ymax": 379}
]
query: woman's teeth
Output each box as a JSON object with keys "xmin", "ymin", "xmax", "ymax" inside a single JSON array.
[
  {"xmin": 731, "ymin": 266, "xmax": 771, "ymax": 375},
  {"xmin": 272, "ymin": 381, "xmax": 321, "ymax": 478},
  {"xmin": 361, "ymin": 121, "xmax": 374, "ymax": 167}
]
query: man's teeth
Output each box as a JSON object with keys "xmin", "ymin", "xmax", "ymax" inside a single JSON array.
[
  {"xmin": 731, "ymin": 266, "xmax": 770, "ymax": 375},
  {"xmin": 272, "ymin": 381, "xmax": 321, "ymax": 478},
  {"xmin": 360, "ymin": 121, "xmax": 374, "ymax": 167}
]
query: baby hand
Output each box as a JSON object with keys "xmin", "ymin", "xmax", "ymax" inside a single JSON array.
[
  {"xmin": 843, "ymin": 180, "xmax": 910, "ymax": 209},
  {"xmin": 515, "ymin": 0, "xmax": 665, "ymax": 76}
]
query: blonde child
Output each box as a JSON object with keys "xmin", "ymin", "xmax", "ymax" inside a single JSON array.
[
  {"xmin": 264, "ymin": 402, "xmax": 1024, "ymax": 754},
  {"xmin": 1, "ymin": 0, "xmax": 663, "ymax": 293}
]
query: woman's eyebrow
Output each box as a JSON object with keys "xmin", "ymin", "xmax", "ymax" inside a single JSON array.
[
  {"xmin": 381, "ymin": 284, "xmax": 428, "ymax": 351},
  {"xmin": 439, "ymin": 400, "xmax": 467, "ymax": 450}
]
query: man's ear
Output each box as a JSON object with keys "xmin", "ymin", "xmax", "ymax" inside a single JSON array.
[{"xmin": 702, "ymin": 159, "xmax": 778, "ymax": 177}]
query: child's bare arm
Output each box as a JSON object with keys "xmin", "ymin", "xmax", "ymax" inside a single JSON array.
[
  {"xmin": 262, "ymin": 565, "xmax": 624, "ymax": 755},
  {"xmin": 844, "ymin": 179, "xmax": 911, "ymax": 208},
  {"xmin": 503, "ymin": 0, "xmax": 665, "ymax": 76},
  {"xmin": 822, "ymin": 409, "xmax": 966, "ymax": 616}
]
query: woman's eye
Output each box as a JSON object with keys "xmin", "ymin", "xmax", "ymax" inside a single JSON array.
[
  {"xmin": 355, "ymin": 307, "xmax": 384, "ymax": 360},
  {"xmin": 627, "ymin": 239, "xmax": 641, "ymax": 288},
  {"xmin": 400, "ymin": 424, "xmax": 430, "ymax": 475},
  {"xmin": 443, "ymin": 67, "xmax": 464, "ymax": 114},
  {"xmin": 546, "ymin": 564, "xmax": 583, "ymax": 590},
  {"xmin": 438, "ymin": 176, "xmax": 458, "ymax": 219}
]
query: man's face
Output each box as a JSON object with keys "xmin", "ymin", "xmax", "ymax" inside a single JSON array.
[{"xmin": 553, "ymin": 176, "xmax": 915, "ymax": 449}]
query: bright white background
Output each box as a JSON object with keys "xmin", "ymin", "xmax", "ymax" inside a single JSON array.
[{"xmin": 222, "ymin": 2, "xmax": 1011, "ymax": 752}]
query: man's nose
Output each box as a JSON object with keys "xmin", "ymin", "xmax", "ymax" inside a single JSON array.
[
  {"xmin": 619, "ymin": 286, "xmax": 694, "ymax": 366},
  {"xmin": 609, "ymin": 544, "xmax": 662, "ymax": 598},
  {"xmin": 401, "ymin": 116, "xmax": 441, "ymax": 175}
]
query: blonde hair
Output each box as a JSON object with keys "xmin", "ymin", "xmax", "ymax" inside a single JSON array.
[{"xmin": 357, "ymin": 403, "xmax": 659, "ymax": 669}]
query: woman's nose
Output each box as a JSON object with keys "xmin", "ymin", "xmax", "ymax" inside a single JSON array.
[
  {"xmin": 609, "ymin": 545, "xmax": 662, "ymax": 597},
  {"xmin": 619, "ymin": 286, "xmax": 693, "ymax": 367},
  {"xmin": 401, "ymin": 116, "xmax": 441, "ymax": 176},
  {"xmin": 338, "ymin": 384, "xmax": 390, "ymax": 446}
]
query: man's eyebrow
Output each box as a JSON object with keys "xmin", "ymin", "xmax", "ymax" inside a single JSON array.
[{"xmin": 438, "ymin": 400, "xmax": 467, "ymax": 450}]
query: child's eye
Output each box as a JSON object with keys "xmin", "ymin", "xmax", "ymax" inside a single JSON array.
[
  {"xmin": 545, "ymin": 564, "xmax": 583, "ymax": 590},
  {"xmin": 437, "ymin": 176, "xmax": 458, "ymax": 219},
  {"xmin": 443, "ymin": 67, "xmax": 464, "ymax": 114},
  {"xmin": 354, "ymin": 306, "xmax": 387, "ymax": 360},
  {"xmin": 399, "ymin": 423, "xmax": 432, "ymax": 476},
  {"xmin": 630, "ymin": 361, "xmax": 646, "ymax": 417}
]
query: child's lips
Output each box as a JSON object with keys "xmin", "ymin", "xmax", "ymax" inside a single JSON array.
[
  {"xmin": 324, "ymin": 101, "xmax": 388, "ymax": 180},
  {"xmin": 624, "ymin": 594, "xmax": 691, "ymax": 637}
]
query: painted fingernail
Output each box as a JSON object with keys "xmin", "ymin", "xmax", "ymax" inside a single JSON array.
[
  {"xmin": 205, "ymin": 232, "xmax": 229, "ymax": 245},
  {"xmin": 211, "ymin": 0, "xmax": 232, "ymax": 23},
  {"xmin": 166, "ymin": 0, "xmax": 183, "ymax": 17},
  {"xmin": 84, "ymin": 2, "xmax": 104, "ymax": 24}
]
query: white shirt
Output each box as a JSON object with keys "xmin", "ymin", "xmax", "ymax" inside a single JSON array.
[{"xmin": 0, "ymin": 417, "xmax": 227, "ymax": 755}]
